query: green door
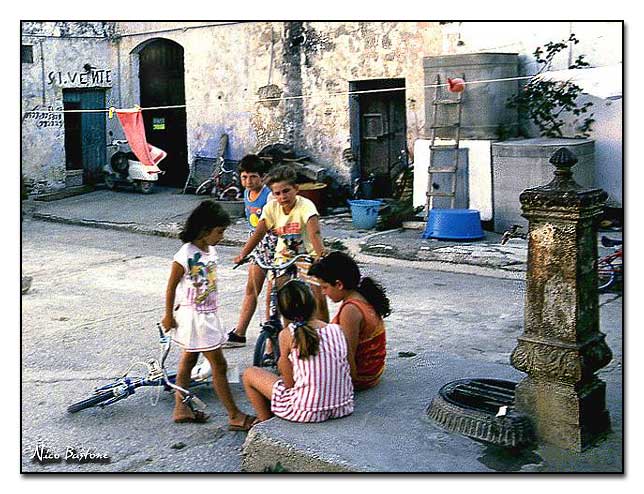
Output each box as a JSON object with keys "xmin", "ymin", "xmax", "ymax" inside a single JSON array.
[{"xmin": 63, "ymin": 89, "xmax": 106, "ymax": 184}]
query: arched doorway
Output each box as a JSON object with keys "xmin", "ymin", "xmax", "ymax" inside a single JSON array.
[{"xmin": 135, "ymin": 38, "xmax": 188, "ymax": 187}]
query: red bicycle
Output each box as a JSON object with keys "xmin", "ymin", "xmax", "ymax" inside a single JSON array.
[{"xmin": 597, "ymin": 236, "xmax": 623, "ymax": 293}]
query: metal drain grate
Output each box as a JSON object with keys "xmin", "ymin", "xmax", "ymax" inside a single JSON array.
[{"xmin": 427, "ymin": 378, "xmax": 534, "ymax": 448}]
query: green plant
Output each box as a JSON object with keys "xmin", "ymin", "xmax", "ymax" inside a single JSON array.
[
  {"xmin": 263, "ymin": 461, "xmax": 289, "ymax": 473},
  {"xmin": 496, "ymin": 123, "xmax": 512, "ymax": 141},
  {"xmin": 377, "ymin": 201, "xmax": 423, "ymax": 231},
  {"xmin": 378, "ymin": 165, "xmax": 423, "ymax": 231},
  {"xmin": 507, "ymin": 34, "xmax": 595, "ymax": 138}
]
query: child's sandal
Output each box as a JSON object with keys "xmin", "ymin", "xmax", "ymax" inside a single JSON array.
[
  {"xmin": 228, "ymin": 414, "xmax": 257, "ymax": 432},
  {"xmin": 174, "ymin": 410, "xmax": 210, "ymax": 424}
]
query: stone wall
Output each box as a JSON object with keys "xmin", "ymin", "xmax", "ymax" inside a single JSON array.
[
  {"xmin": 295, "ymin": 22, "xmax": 442, "ymax": 182},
  {"xmin": 21, "ymin": 21, "xmax": 621, "ymax": 205},
  {"xmin": 115, "ymin": 21, "xmax": 443, "ymax": 181},
  {"xmin": 114, "ymin": 22, "xmax": 287, "ymax": 163},
  {"xmin": 21, "ymin": 22, "xmax": 115, "ymax": 193}
]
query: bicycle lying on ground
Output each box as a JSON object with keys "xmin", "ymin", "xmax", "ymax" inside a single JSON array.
[
  {"xmin": 598, "ymin": 236, "xmax": 623, "ymax": 293},
  {"xmin": 67, "ymin": 324, "xmax": 209, "ymax": 413},
  {"xmin": 233, "ymin": 253, "xmax": 313, "ymax": 368}
]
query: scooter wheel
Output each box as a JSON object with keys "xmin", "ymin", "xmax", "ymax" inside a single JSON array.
[
  {"xmin": 137, "ymin": 181, "xmax": 154, "ymax": 194},
  {"xmin": 104, "ymin": 175, "xmax": 117, "ymax": 191},
  {"xmin": 111, "ymin": 152, "xmax": 130, "ymax": 174}
]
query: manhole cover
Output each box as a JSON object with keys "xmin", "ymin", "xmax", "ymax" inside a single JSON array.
[{"xmin": 427, "ymin": 378, "xmax": 534, "ymax": 448}]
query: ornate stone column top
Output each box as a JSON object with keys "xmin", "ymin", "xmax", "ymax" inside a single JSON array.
[{"xmin": 520, "ymin": 147, "xmax": 607, "ymax": 210}]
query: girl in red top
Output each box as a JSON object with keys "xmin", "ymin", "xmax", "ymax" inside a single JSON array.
[{"xmin": 308, "ymin": 252, "xmax": 391, "ymax": 390}]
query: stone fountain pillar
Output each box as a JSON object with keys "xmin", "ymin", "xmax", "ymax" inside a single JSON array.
[{"xmin": 510, "ymin": 147, "xmax": 613, "ymax": 452}]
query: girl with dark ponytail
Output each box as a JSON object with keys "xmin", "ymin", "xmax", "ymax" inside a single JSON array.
[
  {"xmin": 308, "ymin": 251, "xmax": 390, "ymax": 390},
  {"xmin": 242, "ymin": 280, "xmax": 354, "ymax": 424}
]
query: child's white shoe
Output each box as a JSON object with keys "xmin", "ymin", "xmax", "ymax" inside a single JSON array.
[{"xmin": 191, "ymin": 360, "xmax": 212, "ymax": 382}]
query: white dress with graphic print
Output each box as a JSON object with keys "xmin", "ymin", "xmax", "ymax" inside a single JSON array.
[{"xmin": 171, "ymin": 243, "xmax": 226, "ymax": 352}]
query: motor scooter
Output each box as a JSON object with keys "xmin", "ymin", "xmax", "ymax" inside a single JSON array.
[{"xmin": 103, "ymin": 139, "xmax": 164, "ymax": 194}]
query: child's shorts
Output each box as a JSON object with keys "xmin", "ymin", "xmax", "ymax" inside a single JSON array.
[
  {"xmin": 249, "ymin": 231, "xmax": 277, "ymax": 268},
  {"xmin": 272, "ymin": 259, "xmax": 319, "ymax": 287}
]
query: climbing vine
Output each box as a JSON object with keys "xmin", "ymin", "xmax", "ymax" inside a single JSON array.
[{"xmin": 507, "ymin": 34, "xmax": 595, "ymax": 138}]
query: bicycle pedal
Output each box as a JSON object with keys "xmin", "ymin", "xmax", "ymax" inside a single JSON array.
[{"xmin": 261, "ymin": 354, "xmax": 276, "ymax": 367}]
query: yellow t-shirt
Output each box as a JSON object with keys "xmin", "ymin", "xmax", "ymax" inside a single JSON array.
[{"xmin": 260, "ymin": 195, "xmax": 319, "ymax": 263}]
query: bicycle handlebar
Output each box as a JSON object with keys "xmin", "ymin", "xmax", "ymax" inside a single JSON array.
[{"xmin": 234, "ymin": 253, "xmax": 314, "ymax": 273}]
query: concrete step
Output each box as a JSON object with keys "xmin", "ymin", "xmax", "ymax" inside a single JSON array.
[{"xmin": 241, "ymin": 350, "xmax": 622, "ymax": 472}]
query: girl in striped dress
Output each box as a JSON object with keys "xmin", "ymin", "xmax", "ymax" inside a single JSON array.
[{"xmin": 242, "ymin": 280, "xmax": 354, "ymax": 423}]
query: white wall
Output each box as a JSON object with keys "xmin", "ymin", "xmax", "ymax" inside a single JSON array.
[
  {"xmin": 413, "ymin": 139, "xmax": 493, "ymax": 220},
  {"xmin": 440, "ymin": 21, "xmax": 623, "ymax": 206}
]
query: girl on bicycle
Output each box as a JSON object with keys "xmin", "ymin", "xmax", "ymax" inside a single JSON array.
[
  {"xmin": 161, "ymin": 200, "xmax": 256, "ymax": 430},
  {"xmin": 242, "ymin": 280, "xmax": 354, "ymax": 423},
  {"xmin": 308, "ymin": 251, "xmax": 391, "ymax": 390}
]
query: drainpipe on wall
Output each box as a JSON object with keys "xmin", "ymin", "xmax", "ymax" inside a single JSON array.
[
  {"xmin": 282, "ymin": 21, "xmax": 305, "ymax": 148},
  {"xmin": 568, "ymin": 21, "xmax": 574, "ymax": 68},
  {"xmin": 39, "ymin": 40, "xmax": 46, "ymax": 105},
  {"xmin": 116, "ymin": 36, "xmax": 122, "ymax": 107}
]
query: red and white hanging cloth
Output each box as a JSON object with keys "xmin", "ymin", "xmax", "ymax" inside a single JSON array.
[{"xmin": 115, "ymin": 108, "xmax": 167, "ymax": 172}]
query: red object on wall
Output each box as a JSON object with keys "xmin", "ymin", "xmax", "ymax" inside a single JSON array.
[
  {"xmin": 116, "ymin": 109, "xmax": 167, "ymax": 169},
  {"xmin": 447, "ymin": 78, "xmax": 466, "ymax": 93}
]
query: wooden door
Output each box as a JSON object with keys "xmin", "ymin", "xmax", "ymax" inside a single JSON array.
[
  {"xmin": 355, "ymin": 79, "xmax": 406, "ymax": 197},
  {"xmin": 63, "ymin": 89, "xmax": 106, "ymax": 184},
  {"xmin": 139, "ymin": 39, "xmax": 188, "ymax": 187}
]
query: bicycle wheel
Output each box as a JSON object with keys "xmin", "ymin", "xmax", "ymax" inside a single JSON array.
[
  {"xmin": 598, "ymin": 258, "xmax": 615, "ymax": 292},
  {"xmin": 253, "ymin": 330, "xmax": 280, "ymax": 368},
  {"xmin": 67, "ymin": 390, "xmax": 115, "ymax": 413},
  {"xmin": 195, "ymin": 179, "xmax": 214, "ymax": 196},
  {"xmin": 219, "ymin": 186, "xmax": 241, "ymax": 201}
]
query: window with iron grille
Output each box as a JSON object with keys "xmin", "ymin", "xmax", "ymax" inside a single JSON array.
[{"xmin": 21, "ymin": 45, "xmax": 33, "ymax": 64}]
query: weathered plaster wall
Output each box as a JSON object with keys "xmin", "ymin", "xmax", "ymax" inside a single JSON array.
[
  {"xmin": 22, "ymin": 21, "xmax": 621, "ymax": 205},
  {"xmin": 115, "ymin": 22, "xmax": 287, "ymax": 164},
  {"xmin": 295, "ymin": 22, "xmax": 443, "ymax": 182},
  {"xmin": 115, "ymin": 21, "xmax": 443, "ymax": 183},
  {"xmin": 440, "ymin": 21, "xmax": 622, "ymax": 206},
  {"xmin": 21, "ymin": 22, "xmax": 115, "ymax": 192}
]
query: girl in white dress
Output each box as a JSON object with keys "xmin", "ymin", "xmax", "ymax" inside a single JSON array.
[{"xmin": 161, "ymin": 200, "xmax": 255, "ymax": 430}]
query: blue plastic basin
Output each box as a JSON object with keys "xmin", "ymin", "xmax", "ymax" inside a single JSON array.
[
  {"xmin": 422, "ymin": 209, "xmax": 484, "ymax": 240},
  {"xmin": 348, "ymin": 199, "xmax": 382, "ymax": 229}
]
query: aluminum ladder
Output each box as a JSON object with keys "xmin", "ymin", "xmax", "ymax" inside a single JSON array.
[{"xmin": 425, "ymin": 74, "xmax": 464, "ymax": 218}]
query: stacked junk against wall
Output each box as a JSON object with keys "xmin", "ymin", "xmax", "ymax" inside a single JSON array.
[{"xmin": 182, "ymin": 140, "xmax": 338, "ymax": 216}]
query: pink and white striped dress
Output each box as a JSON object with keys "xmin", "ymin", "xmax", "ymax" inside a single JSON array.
[{"xmin": 271, "ymin": 323, "xmax": 354, "ymax": 423}]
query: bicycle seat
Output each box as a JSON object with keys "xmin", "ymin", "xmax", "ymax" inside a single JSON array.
[{"xmin": 601, "ymin": 236, "xmax": 622, "ymax": 248}]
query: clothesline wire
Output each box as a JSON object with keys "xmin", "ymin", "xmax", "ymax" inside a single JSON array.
[{"xmin": 23, "ymin": 68, "xmax": 603, "ymax": 115}]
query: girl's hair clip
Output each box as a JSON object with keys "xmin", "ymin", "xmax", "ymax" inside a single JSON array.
[{"xmin": 292, "ymin": 320, "xmax": 307, "ymax": 329}]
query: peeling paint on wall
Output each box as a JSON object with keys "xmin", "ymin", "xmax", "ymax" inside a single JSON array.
[
  {"xmin": 22, "ymin": 22, "xmax": 115, "ymax": 191},
  {"xmin": 22, "ymin": 21, "xmax": 444, "ymax": 192}
]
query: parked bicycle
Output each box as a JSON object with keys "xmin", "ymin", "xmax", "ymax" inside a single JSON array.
[
  {"xmin": 598, "ymin": 236, "xmax": 623, "ymax": 293},
  {"xmin": 183, "ymin": 134, "xmax": 242, "ymax": 200},
  {"xmin": 233, "ymin": 253, "xmax": 313, "ymax": 368},
  {"xmin": 195, "ymin": 159, "xmax": 242, "ymax": 199},
  {"xmin": 67, "ymin": 324, "xmax": 209, "ymax": 413}
]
